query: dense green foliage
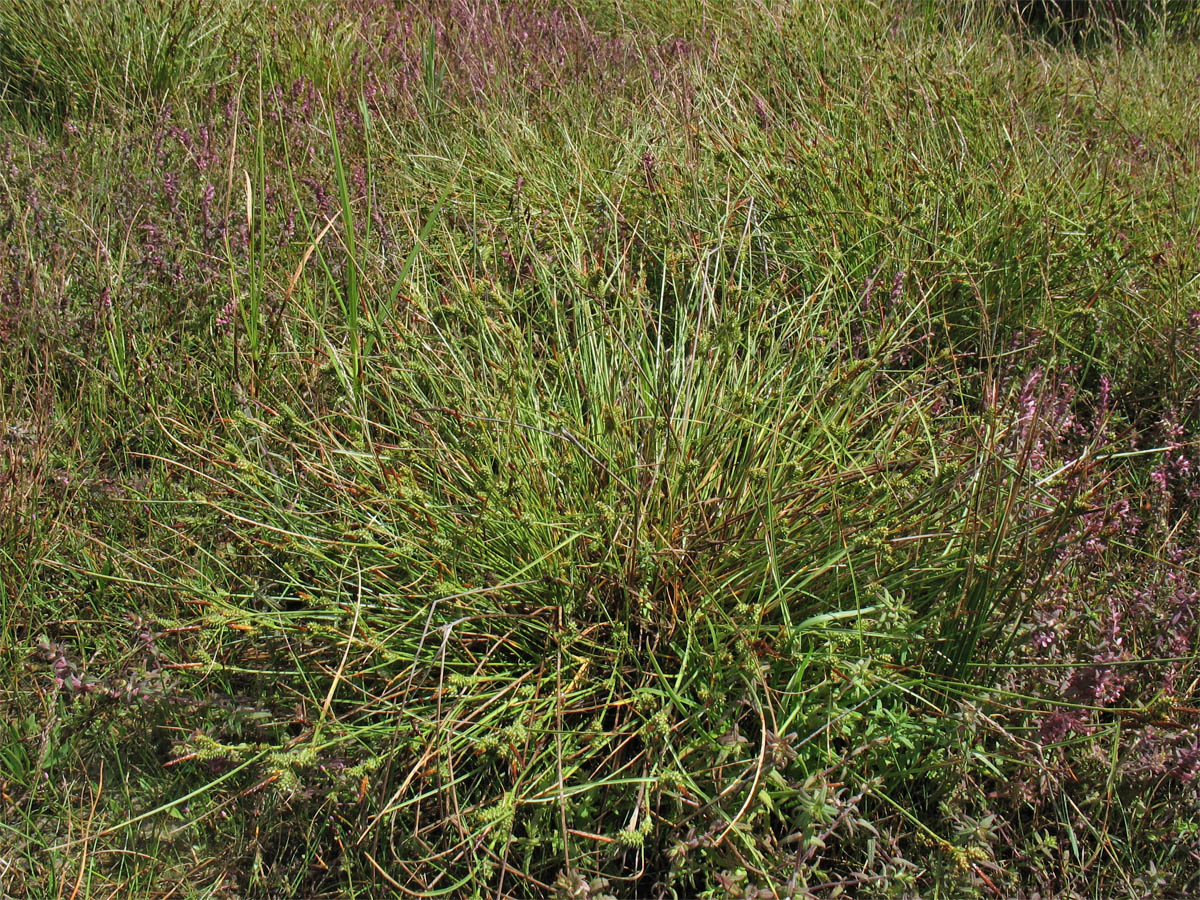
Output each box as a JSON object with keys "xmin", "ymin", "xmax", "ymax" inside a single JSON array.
[{"xmin": 1, "ymin": 1, "xmax": 1198, "ymax": 897}]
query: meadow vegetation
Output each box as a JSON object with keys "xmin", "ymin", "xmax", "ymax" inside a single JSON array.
[{"xmin": 1, "ymin": 1, "xmax": 1198, "ymax": 896}]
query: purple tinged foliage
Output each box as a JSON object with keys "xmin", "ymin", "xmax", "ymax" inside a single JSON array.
[
  {"xmin": 37, "ymin": 621, "xmax": 169, "ymax": 704},
  {"xmin": 994, "ymin": 356, "xmax": 1200, "ymax": 788},
  {"xmin": 1173, "ymin": 741, "xmax": 1200, "ymax": 783},
  {"xmin": 1038, "ymin": 710, "xmax": 1093, "ymax": 744}
]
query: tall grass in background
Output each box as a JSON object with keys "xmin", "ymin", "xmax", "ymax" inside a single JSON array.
[
  {"xmin": 0, "ymin": 0, "xmax": 259, "ymax": 123},
  {"xmin": 1, "ymin": 0, "xmax": 1199, "ymax": 897}
]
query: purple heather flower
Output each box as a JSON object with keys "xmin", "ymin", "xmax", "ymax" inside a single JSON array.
[
  {"xmin": 163, "ymin": 171, "xmax": 180, "ymax": 212},
  {"xmin": 1039, "ymin": 710, "xmax": 1092, "ymax": 744},
  {"xmin": 195, "ymin": 125, "xmax": 213, "ymax": 171},
  {"xmin": 1171, "ymin": 740, "xmax": 1200, "ymax": 783},
  {"xmin": 890, "ymin": 270, "xmax": 905, "ymax": 307},
  {"xmin": 200, "ymin": 182, "xmax": 216, "ymax": 229},
  {"xmin": 1151, "ymin": 464, "xmax": 1170, "ymax": 495},
  {"xmin": 753, "ymin": 95, "xmax": 770, "ymax": 128},
  {"xmin": 1068, "ymin": 660, "xmax": 1123, "ymax": 705},
  {"xmin": 216, "ymin": 297, "xmax": 237, "ymax": 332},
  {"xmin": 169, "ymin": 125, "xmax": 192, "ymax": 151}
]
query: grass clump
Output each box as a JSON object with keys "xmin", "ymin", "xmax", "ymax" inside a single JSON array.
[
  {"xmin": 0, "ymin": 0, "xmax": 260, "ymax": 124},
  {"xmin": 1, "ymin": 0, "xmax": 1199, "ymax": 897}
]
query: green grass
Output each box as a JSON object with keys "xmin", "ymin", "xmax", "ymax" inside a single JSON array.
[{"xmin": 2, "ymin": 1, "xmax": 1199, "ymax": 897}]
